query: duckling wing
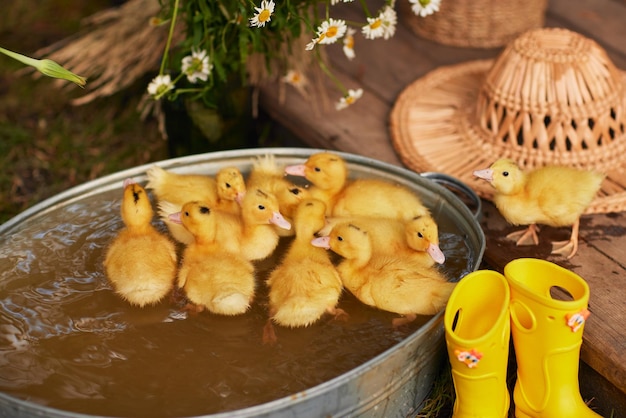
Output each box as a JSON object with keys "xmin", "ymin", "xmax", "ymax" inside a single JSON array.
[
  {"xmin": 526, "ymin": 167, "xmax": 604, "ymax": 226},
  {"xmin": 333, "ymin": 179, "xmax": 429, "ymax": 221},
  {"xmin": 146, "ymin": 166, "xmax": 218, "ymax": 206}
]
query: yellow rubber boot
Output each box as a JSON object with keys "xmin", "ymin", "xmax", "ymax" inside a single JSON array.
[
  {"xmin": 444, "ymin": 270, "xmax": 511, "ymax": 418},
  {"xmin": 504, "ymin": 258, "xmax": 602, "ymax": 418}
]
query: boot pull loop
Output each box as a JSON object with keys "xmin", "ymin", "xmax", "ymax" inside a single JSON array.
[{"xmin": 510, "ymin": 299, "xmax": 537, "ymax": 332}]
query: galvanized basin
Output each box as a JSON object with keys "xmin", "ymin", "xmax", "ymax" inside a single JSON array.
[{"xmin": 0, "ymin": 148, "xmax": 485, "ymax": 417}]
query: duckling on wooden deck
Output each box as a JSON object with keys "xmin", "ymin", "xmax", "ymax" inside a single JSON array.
[
  {"xmin": 103, "ymin": 179, "xmax": 178, "ymax": 307},
  {"xmin": 170, "ymin": 201, "xmax": 255, "ymax": 316},
  {"xmin": 473, "ymin": 158, "xmax": 605, "ymax": 259},
  {"xmin": 284, "ymin": 151, "xmax": 430, "ymax": 220},
  {"xmin": 264, "ymin": 199, "xmax": 345, "ymax": 344},
  {"xmin": 312, "ymin": 222, "xmax": 455, "ymax": 327}
]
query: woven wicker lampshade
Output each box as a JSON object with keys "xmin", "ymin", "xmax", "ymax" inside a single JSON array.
[{"xmin": 390, "ymin": 27, "xmax": 626, "ymax": 214}]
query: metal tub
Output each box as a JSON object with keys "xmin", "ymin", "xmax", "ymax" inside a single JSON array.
[{"xmin": 0, "ymin": 148, "xmax": 484, "ymax": 418}]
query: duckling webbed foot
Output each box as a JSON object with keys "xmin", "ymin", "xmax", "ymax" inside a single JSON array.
[
  {"xmin": 329, "ymin": 307, "xmax": 349, "ymax": 322},
  {"xmin": 551, "ymin": 220, "xmax": 580, "ymax": 259},
  {"xmin": 262, "ymin": 319, "xmax": 278, "ymax": 346},
  {"xmin": 550, "ymin": 240, "xmax": 578, "ymax": 259},
  {"xmin": 392, "ymin": 314, "xmax": 416, "ymax": 329},
  {"xmin": 506, "ymin": 224, "xmax": 540, "ymax": 246},
  {"xmin": 182, "ymin": 303, "xmax": 205, "ymax": 315}
]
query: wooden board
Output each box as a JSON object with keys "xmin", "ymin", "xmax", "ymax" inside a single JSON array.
[{"xmin": 258, "ymin": 0, "xmax": 626, "ymax": 398}]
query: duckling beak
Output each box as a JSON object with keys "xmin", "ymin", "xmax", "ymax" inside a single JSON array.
[
  {"xmin": 235, "ymin": 191, "xmax": 246, "ymax": 205},
  {"xmin": 427, "ymin": 243, "xmax": 445, "ymax": 264},
  {"xmin": 270, "ymin": 212, "xmax": 291, "ymax": 230},
  {"xmin": 284, "ymin": 164, "xmax": 307, "ymax": 177},
  {"xmin": 123, "ymin": 178, "xmax": 135, "ymax": 188},
  {"xmin": 168, "ymin": 212, "xmax": 182, "ymax": 224},
  {"xmin": 473, "ymin": 168, "xmax": 494, "ymax": 183},
  {"xmin": 311, "ymin": 236, "xmax": 330, "ymax": 249}
]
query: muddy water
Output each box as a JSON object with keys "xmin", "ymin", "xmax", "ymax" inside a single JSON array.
[{"xmin": 0, "ymin": 189, "xmax": 473, "ymax": 417}]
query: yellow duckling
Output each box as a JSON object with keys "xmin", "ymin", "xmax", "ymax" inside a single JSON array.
[
  {"xmin": 153, "ymin": 166, "xmax": 247, "ymax": 245},
  {"xmin": 170, "ymin": 201, "xmax": 255, "ymax": 315},
  {"xmin": 285, "ymin": 151, "xmax": 430, "ymax": 220},
  {"xmin": 312, "ymin": 222, "xmax": 456, "ymax": 327},
  {"xmin": 146, "ymin": 165, "xmax": 216, "ymax": 206},
  {"xmin": 248, "ymin": 154, "xmax": 309, "ymax": 237},
  {"xmin": 230, "ymin": 188, "xmax": 292, "ymax": 261},
  {"xmin": 284, "ymin": 152, "xmax": 346, "ymax": 212},
  {"xmin": 215, "ymin": 166, "xmax": 247, "ymax": 214},
  {"xmin": 103, "ymin": 179, "xmax": 178, "ymax": 307},
  {"xmin": 166, "ymin": 188, "xmax": 291, "ymax": 261},
  {"xmin": 264, "ymin": 199, "xmax": 345, "ymax": 343},
  {"xmin": 146, "ymin": 165, "xmax": 245, "ymax": 212},
  {"xmin": 321, "ymin": 214, "xmax": 445, "ymax": 266},
  {"xmin": 473, "ymin": 158, "xmax": 605, "ymax": 259}
]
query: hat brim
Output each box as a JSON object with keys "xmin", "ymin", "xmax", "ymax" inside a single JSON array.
[{"xmin": 389, "ymin": 59, "xmax": 626, "ymax": 214}]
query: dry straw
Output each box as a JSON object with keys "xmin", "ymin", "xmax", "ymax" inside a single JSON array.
[
  {"xmin": 390, "ymin": 27, "xmax": 626, "ymax": 214},
  {"xmin": 400, "ymin": 0, "xmax": 548, "ymax": 48}
]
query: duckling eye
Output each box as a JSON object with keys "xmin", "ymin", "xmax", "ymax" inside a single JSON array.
[
  {"xmin": 290, "ymin": 188, "xmax": 300, "ymax": 195},
  {"xmin": 502, "ymin": 171, "xmax": 509, "ymax": 177},
  {"xmin": 417, "ymin": 232, "xmax": 424, "ymax": 238},
  {"xmin": 199, "ymin": 206, "xmax": 210, "ymax": 214},
  {"xmin": 337, "ymin": 236, "xmax": 343, "ymax": 242},
  {"xmin": 225, "ymin": 182, "xmax": 231, "ymax": 188},
  {"xmin": 184, "ymin": 211, "xmax": 190, "ymax": 217},
  {"xmin": 258, "ymin": 205, "xmax": 266, "ymax": 211},
  {"xmin": 314, "ymin": 167, "xmax": 321, "ymax": 172}
]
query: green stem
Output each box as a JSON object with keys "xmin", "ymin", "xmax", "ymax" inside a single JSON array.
[
  {"xmin": 0, "ymin": 46, "xmax": 39, "ymax": 67},
  {"xmin": 159, "ymin": 0, "xmax": 181, "ymax": 75},
  {"xmin": 315, "ymin": 51, "xmax": 347, "ymax": 95},
  {"xmin": 358, "ymin": 0, "xmax": 372, "ymax": 18}
]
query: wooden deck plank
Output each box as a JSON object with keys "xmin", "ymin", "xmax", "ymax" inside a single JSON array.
[
  {"xmin": 479, "ymin": 201, "xmax": 626, "ymax": 394},
  {"xmin": 258, "ymin": 0, "xmax": 626, "ymax": 398},
  {"xmin": 547, "ymin": 0, "xmax": 626, "ymax": 66}
]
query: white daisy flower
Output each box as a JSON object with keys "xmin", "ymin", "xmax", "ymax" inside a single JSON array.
[
  {"xmin": 249, "ymin": 0, "xmax": 275, "ymax": 28},
  {"xmin": 181, "ymin": 49, "xmax": 212, "ymax": 83},
  {"xmin": 147, "ymin": 74, "xmax": 174, "ymax": 98},
  {"xmin": 282, "ymin": 69, "xmax": 308, "ymax": 89},
  {"xmin": 381, "ymin": 6, "xmax": 398, "ymax": 39},
  {"xmin": 336, "ymin": 88, "xmax": 363, "ymax": 110},
  {"xmin": 343, "ymin": 28, "xmax": 356, "ymax": 60},
  {"xmin": 305, "ymin": 37, "xmax": 319, "ymax": 51},
  {"xmin": 409, "ymin": 0, "xmax": 441, "ymax": 17},
  {"xmin": 316, "ymin": 18, "xmax": 347, "ymax": 45},
  {"xmin": 362, "ymin": 15, "xmax": 385, "ymax": 40}
]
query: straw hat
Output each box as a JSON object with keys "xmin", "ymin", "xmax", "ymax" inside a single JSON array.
[{"xmin": 390, "ymin": 27, "xmax": 626, "ymax": 214}]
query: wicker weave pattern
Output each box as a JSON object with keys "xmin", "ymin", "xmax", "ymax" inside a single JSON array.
[
  {"xmin": 476, "ymin": 29, "xmax": 626, "ymax": 171},
  {"xmin": 401, "ymin": 0, "xmax": 548, "ymax": 48},
  {"xmin": 390, "ymin": 28, "xmax": 626, "ymax": 214}
]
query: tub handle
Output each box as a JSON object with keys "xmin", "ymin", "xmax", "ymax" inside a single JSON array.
[{"xmin": 421, "ymin": 172, "xmax": 482, "ymax": 219}]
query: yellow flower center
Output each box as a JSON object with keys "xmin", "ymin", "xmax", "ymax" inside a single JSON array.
[
  {"xmin": 345, "ymin": 36, "xmax": 354, "ymax": 49},
  {"xmin": 325, "ymin": 26, "xmax": 338, "ymax": 38},
  {"xmin": 346, "ymin": 96, "xmax": 355, "ymax": 105},
  {"xmin": 370, "ymin": 19, "xmax": 382, "ymax": 30},
  {"xmin": 259, "ymin": 9, "xmax": 271, "ymax": 23}
]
